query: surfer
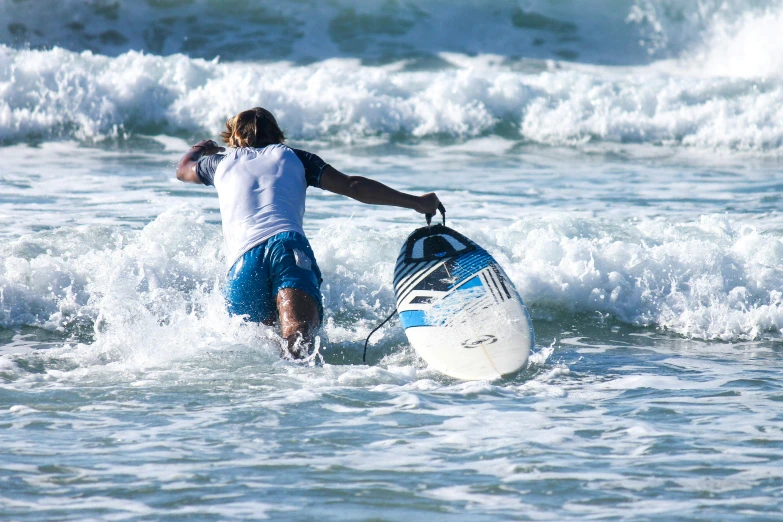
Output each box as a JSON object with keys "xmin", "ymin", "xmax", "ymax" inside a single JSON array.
[{"xmin": 175, "ymin": 107, "xmax": 443, "ymax": 359}]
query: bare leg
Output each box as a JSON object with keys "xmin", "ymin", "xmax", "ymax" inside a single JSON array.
[{"xmin": 276, "ymin": 288, "xmax": 320, "ymax": 359}]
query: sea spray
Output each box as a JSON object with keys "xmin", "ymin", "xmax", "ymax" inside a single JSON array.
[{"xmin": 3, "ymin": 209, "xmax": 782, "ymax": 347}]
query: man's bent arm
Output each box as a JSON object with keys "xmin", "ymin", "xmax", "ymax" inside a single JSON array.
[{"xmin": 176, "ymin": 140, "xmax": 225, "ymax": 183}]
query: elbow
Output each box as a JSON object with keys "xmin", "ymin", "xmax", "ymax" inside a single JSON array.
[
  {"xmin": 176, "ymin": 161, "xmax": 193, "ymax": 182},
  {"xmin": 345, "ymin": 176, "xmax": 365, "ymax": 199}
]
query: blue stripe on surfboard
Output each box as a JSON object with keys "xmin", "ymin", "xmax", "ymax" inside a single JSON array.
[
  {"xmin": 449, "ymin": 249, "xmax": 493, "ymax": 282},
  {"xmin": 399, "ymin": 310, "xmax": 429, "ymax": 328},
  {"xmin": 399, "ymin": 276, "xmax": 485, "ymax": 329},
  {"xmin": 459, "ymin": 275, "xmax": 483, "ymax": 290}
]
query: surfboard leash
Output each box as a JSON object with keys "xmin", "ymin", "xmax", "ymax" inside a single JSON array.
[
  {"xmin": 362, "ymin": 308, "xmax": 398, "ymax": 363},
  {"xmin": 363, "ymin": 207, "xmax": 444, "ymax": 363}
]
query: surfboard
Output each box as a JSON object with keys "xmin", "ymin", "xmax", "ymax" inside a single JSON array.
[{"xmin": 393, "ymin": 224, "xmax": 534, "ymax": 380}]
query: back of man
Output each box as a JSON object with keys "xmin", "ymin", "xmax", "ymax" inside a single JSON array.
[{"xmin": 211, "ymin": 144, "xmax": 308, "ymax": 269}]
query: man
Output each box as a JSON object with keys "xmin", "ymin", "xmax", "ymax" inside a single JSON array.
[{"xmin": 176, "ymin": 107, "xmax": 443, "ymax": 359}]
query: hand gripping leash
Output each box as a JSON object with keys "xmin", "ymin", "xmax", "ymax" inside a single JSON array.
[{"xmin": 425, "ymin": 203, "xmax": 447, "ymax": 227}]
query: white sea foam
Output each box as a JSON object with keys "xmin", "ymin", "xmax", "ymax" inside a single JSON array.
[
  {"xmin": 1, "ymin": 43, "xmax": 782, "ymax": 152},
  {"xmin": 494, "ymin": 214, "xmax": 783, "ymax": 340},
  {"xmin": 629, "ymin": 0, "xmax": 783, "ymax": 79},
  {"xmin": 686, "ymin": 5, "xmax": 783, "ymax": 79},
  {"xmin": 1, "ymin": 206, "xmax": 781, "ymax": 389},
  {"xmin": 1, "ymin": 0, "xmax": 780, "ymax": 153}
]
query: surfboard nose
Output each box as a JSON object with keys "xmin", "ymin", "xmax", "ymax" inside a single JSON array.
[
  {"xmin": 412, "ymin": 234, "xmax": 464, "ymax": 259},
  {"xmin": 403, "ymin": 225, "xmax": 476, "ymax": 262}
]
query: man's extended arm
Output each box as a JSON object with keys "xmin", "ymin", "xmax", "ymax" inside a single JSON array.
[{"xmin": 320, "ymin": 166, "xmax": 442, "ymax": 216}]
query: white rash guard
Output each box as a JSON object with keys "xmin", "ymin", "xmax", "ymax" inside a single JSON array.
[{"xmin": 196, "ymin": 144, "xmax": 328, "ymax": 268}]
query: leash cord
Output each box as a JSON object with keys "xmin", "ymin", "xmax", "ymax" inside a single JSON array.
[{"xmin": 362, "ymin": 308, "xmax": 397, "ymax": 363}]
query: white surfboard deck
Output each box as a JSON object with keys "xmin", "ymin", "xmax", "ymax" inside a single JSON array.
[{"xmin": 393, "ymin": 225, "xmax": 534, "ymax": 380}]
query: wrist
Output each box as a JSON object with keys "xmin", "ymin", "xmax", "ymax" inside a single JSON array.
[{"xmin": 412, "ymin": 194, "xmax": 425, "ymax": 211}]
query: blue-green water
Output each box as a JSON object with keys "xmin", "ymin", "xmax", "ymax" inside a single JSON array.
[{"xmin": 2, "ymin": 1, "xmax": 783, "ymax": 520}]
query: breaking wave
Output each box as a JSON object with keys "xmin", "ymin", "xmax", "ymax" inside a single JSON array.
[{"xmin": 0, "ymin": 0, "xmax": 781, "ymax": 152}]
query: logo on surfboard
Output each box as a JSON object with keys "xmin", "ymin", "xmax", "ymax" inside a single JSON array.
[{"xmin": 460, "ymin": 335, "xmax": 497, "ymax": 349}]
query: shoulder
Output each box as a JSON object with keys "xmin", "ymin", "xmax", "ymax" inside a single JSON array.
[
  {"xmin": 196, "ymin": 153, "xmax": 228, "ymax": 186},
  {"xmin": 289, "ymin": 147, "xmax": 326, "ymax": 167},
  {"xmin": 287, "ymin": 147, "xmax": 330, "ymax": 189}
]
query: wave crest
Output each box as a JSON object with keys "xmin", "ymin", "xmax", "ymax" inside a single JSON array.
[{"xmin": 1, "ymin": 46, "xmax": 782, "ymax": 152}]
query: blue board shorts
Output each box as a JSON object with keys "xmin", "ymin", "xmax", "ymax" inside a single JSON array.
[{"xmin": 223, "ymin": 231, "xmax": 323, "ymax": 324}]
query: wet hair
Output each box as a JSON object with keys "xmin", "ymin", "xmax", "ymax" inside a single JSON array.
[{"xmin": 220, "ymin": 107, "xmax": 285, "ymax": 148}]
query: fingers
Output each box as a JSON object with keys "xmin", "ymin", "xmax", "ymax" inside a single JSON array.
[
  {"xmin": 417, "ymin": 193, "xmax": 443, "ymax": 216},
  {"xmin": 427, "ymin": 193, "xmax": 442, "ymax": 215},
  {"xmin": 201, "ymin": 140, "xmax": 221, "ymax": 152},
  {"xmin": 192, "ymin": 140, "xmax": 225, "ymax": 155}
]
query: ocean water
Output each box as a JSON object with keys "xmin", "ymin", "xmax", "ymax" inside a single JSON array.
[{"xmin": 2, "ymin": 1, "xmax": 783, "ymax": 520}]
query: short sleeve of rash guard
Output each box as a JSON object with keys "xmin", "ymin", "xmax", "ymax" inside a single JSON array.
[
  {"xmin": 196, "ymin": 154, "xmax": 225, "ymax": 186},
  {"xmin": 291, "ymin": 149, "xmax": 330, "ymax": 189}
]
